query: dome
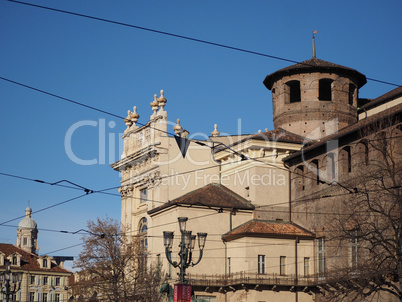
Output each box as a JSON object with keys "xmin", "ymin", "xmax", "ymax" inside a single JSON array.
[
  {"xmin": 263, "ymin": 57, "xmax": 367, "ymax": 90},
  {"xmin": 18, "ymin": 206, "xmax": 37, "ymax": 229},
  {"xmin": 18, "ymin": 217, "xmax": 37, "ymax": 229}
]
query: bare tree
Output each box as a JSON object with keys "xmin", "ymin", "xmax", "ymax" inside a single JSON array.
[
  {"xmin": 320, "ymin": 117, "xmax": 402, "ymax": 301},
  {"xmin": 72, "ymin": 217, "xmax": 162, "ymax": 301}
]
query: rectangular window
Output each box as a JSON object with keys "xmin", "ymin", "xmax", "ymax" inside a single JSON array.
[
  {"xmin": 258, "ymin": 255, "xmax": 265, "ymax": 274},
  {"xmin": 350, "ymin": 230, "xmax": 358, "ymax": 271},
  {"xmin": 140, "ymin": 188, "xmax": 147, "ymax": 203},
  {"xmin": 287, "ymin": 81, "xmax": 301, "ymax": 103},
  {"xmin": 42, "ymin": 293, "xmax": 47, "ymax": 302},
  {"xmin": 280, "ymin": 256, "xmax": 286, "ymax": 276},
  {"xmin": 29, "ymin": 292, "xmax": 35, "ymax": 301},
  {"xmin": 43, "ymin": 259, "xmax": 47, "ymax": 268},
  {"xmin": 348, "ymin": 84, "xmax": 356, "ymax": 105},
  {"xmin": 30, "ymin": 275, "xmax": 35, "ymax": 285},
  {"xmin": 55, "ymin": 277, "xmax": 60, "ymax": 286},
  {"xmin": 304, "ymin": 257, "xmax": 310, "ymax": 277},
  {"xmin": 23, "ymin": 237, "xmax": 27, "ymax": 246},
  {"xmin": 317, "ymin": 238, "xmax": 326, "ymax": 276},
  {"xmin": 55, "ymin": 293, "xmax": 60, "ymax": 302},
  {"xmin": 43, "ymin": 276, "xmax": 48, "ymax": 285},
  {"xmin": 319, "ymin": 79, "xmax": 333, "ymax": 101}
]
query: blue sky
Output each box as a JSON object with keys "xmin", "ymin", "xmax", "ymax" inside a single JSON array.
[{"xmin": 0, "ymin": 0, "xmax": 401, "ymax": 271}]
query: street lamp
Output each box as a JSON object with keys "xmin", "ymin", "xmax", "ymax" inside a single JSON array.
[
  {"xmin": 0, "ymin": 260, "xmax": 23, "ymax": 302},
  {"xmin": 163, "ymin": 217, "xmax": 208, "ymax": 283}
]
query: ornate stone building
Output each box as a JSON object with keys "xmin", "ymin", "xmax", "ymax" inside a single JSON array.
[
  {"xmin": 112, "ymin": 52, "xmax": 401, "ymax": 301},
  {"xmin": 16, "ymin": 207, "xmax": 39, "ymax": 255},
  {"xmin": 0, "ymin": 208, "xmax": 72, "ymax": 302}
]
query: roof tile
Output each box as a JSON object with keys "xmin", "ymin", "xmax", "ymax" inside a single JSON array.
[
  {"xmin": 223, "ymin": 220, "xmax": 315, "ymax": 241},
  {"xmin": 148, "ymin": 183, "xmax": 254, "ymax": 215},
  {"xmin": 0, "ymin": 243, "xmax": 71, "ymax": 274}
]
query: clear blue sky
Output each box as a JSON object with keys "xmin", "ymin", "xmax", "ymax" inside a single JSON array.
[{"xmin": 0, "ymin": 0, "xmax": 401, "ymax": 271}]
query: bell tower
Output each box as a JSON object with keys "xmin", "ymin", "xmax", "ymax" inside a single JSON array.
[
  {"xmin": 16, "ymin": 207, "xmax": 39, "ymax": 254},
  {"xmin": 263, "ymin": 44, "xmax": 366, "ymax": 139}
]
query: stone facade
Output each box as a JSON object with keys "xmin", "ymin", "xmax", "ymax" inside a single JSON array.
[
  {"xmin": 1, "ymin": 209, "xmax": 72, "ymax": 302},
  {"xmin": 16, "ymin": 207, "xmax": 39, "ymax": 255},
  {"xmin": 113, "ymin": 55, "xmax": 401, "ymax": 301},
  {"xmin": 264, "ymin": 58, "xmax": 366, "ymax": 140}
]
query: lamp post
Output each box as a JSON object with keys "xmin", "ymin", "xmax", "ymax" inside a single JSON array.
[
  {"xmin": 163, "ymin": 217, "xmax": 207, "ymax": 284},
  {"xmin": 0, "ymin": 260, "xmax": 23, "ymax": 302}
]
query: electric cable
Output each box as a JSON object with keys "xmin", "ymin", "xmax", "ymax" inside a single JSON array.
[{"xmin": 5, "ymin": 0, "xmax": 401, "ymax": 88}]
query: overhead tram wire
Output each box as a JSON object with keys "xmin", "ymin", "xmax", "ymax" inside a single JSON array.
[
  {"xmin": 2, "ymin": 122, "xmax": 399, "ymax": 222},
  {"xmin": 0, "ymin": 171, "xmax": 121, "ymax": 197},
  {"xmin": 2, "ymin": 74, "xmax": 399, "ymax": 195},
  {"xmin": 5, "ymin": 0, "xmax": 402, "ymax": 88},
  {"xmin": 0, "ymin": 145, "xmax": 389, "ymax": 224},
  {"xmin": 0, "ymin": 193, "xmax": 89, "ymax": 226}
]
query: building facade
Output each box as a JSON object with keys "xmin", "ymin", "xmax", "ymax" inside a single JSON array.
[
  {"xmin": 0, "ymin": 208, "xmax": 71, "ymax": 302},
  {"xmin": 112, "ymin": 56, "xmax": 401, "ymax": 301}
]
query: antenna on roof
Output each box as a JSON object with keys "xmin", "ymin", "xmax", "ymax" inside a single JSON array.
[
  {"xmin": 28, "ymin": 200, "xmax": 30, "ymax": 207},
  {"xmin": 312, "ymin": 30, "xmax": 317, "ymax": 59}
]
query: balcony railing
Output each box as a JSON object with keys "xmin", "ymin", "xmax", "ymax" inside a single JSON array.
[{"xmin": 187, "ymin": 271, "xmax": 318, "ymax": 293}]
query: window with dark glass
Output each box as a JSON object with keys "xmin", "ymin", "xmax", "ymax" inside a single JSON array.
[
  {"xmin": 55, "ymin": 277, "xmax": 60, "ymax": 286},
  {"xmin": 55, "ymin": 293, "xmax": 60, "ymax": 302},
  {"xmin": 30, "ymin": 275, "xmax": 35, "ymax": 285},
  {"xmin": 319, "ymin": 79, "xmax": 333, "ymax": 101},
  {"xmin": 43, "ymin": 259, "xmax": 47, "ymax": 268},
  {"xmin": 140, "ymin": 188, "xmax": 147, "ymax": 203},
  {"xmin": 139, "ymin": 217, "xmax": 148, "ymax": 249},
  {"xmin": 258, "ymin": 255, "xmax": 265, "ymax": 274},
  {"xmin": 295, "ymin": 165, "xmax": 305, "ymax": 191},
  {"xmin": 42, "ymin": 293, "xmax": 47, "ymax": 302},
  {"xmin": 343, "ymin": 146, "xmax": 352, "ymax": 173},
  {"xmin": 43, "ymin": 276, "xmax": 48, "ymax": 285},
  {"xmin": 29, "ymin": 292, "xmax": 35, "ymax": 301},
  {"xmin": 286, "ymin": 80, "xmax": 301, "ymax": 103},
  {"xmin": 348, "ymin": 84, "xmax": 356, "ymax": 105},
  {"xmin": 311, "ymin": 159, "xmax": 320, "ymax": 185}
]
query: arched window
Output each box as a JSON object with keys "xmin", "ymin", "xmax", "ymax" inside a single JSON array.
[
  {"xmin": 295, "ymin": 165, "xmax": 305, "ymax": 191},
  {"xmin": 356, "ymin": 140, "xmax": 369, "ymax": 166},
  {"xmin": 311, "ymin": 159, "xmax": 320, "ymax": 185},
  {"xmin": 340, "ymin": 146, "xmax": 352, "ymax": 174},
  {"xmin": 319, "ymin": 79, "xmax": 333, "ymax": 101},
  {"xmin": 324, "ymin": 153, "xmax": 336, "ymax": 181},
  {"xmin": 348, "ymin": 84, "xmax": 356, "ymax": 105},
  {"xmin": 139, "ymin": 217, "xmax": 147, "ymax": 234},
  {"xmin": 286, "ymin": 80, "xmax": 301, "ymax": 103},
  {"xmin": 139, "ymin": 217, "xmax": 148, "ymax": 249}
]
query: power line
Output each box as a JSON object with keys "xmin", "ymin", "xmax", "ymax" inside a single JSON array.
[
  {"xmin": 0, "ymin": 193, "xmax": 89, "ymax": 225},
  {"xmin": 6, "ymin": 0, "xmax": 401, "ymax": 88},
  {"xmin": 43, "ymin": 242, "xmax": 83, "ymax": 255}
]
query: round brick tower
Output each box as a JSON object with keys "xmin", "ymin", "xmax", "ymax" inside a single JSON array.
[{"xmin": 263, "ymin": 57, "xmax": 367, "ymax": 139}]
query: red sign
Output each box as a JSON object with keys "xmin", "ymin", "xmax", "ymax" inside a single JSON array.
[{"xmin": 174, "ymin": 284, "xmax": 192, "ymax": 302}]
